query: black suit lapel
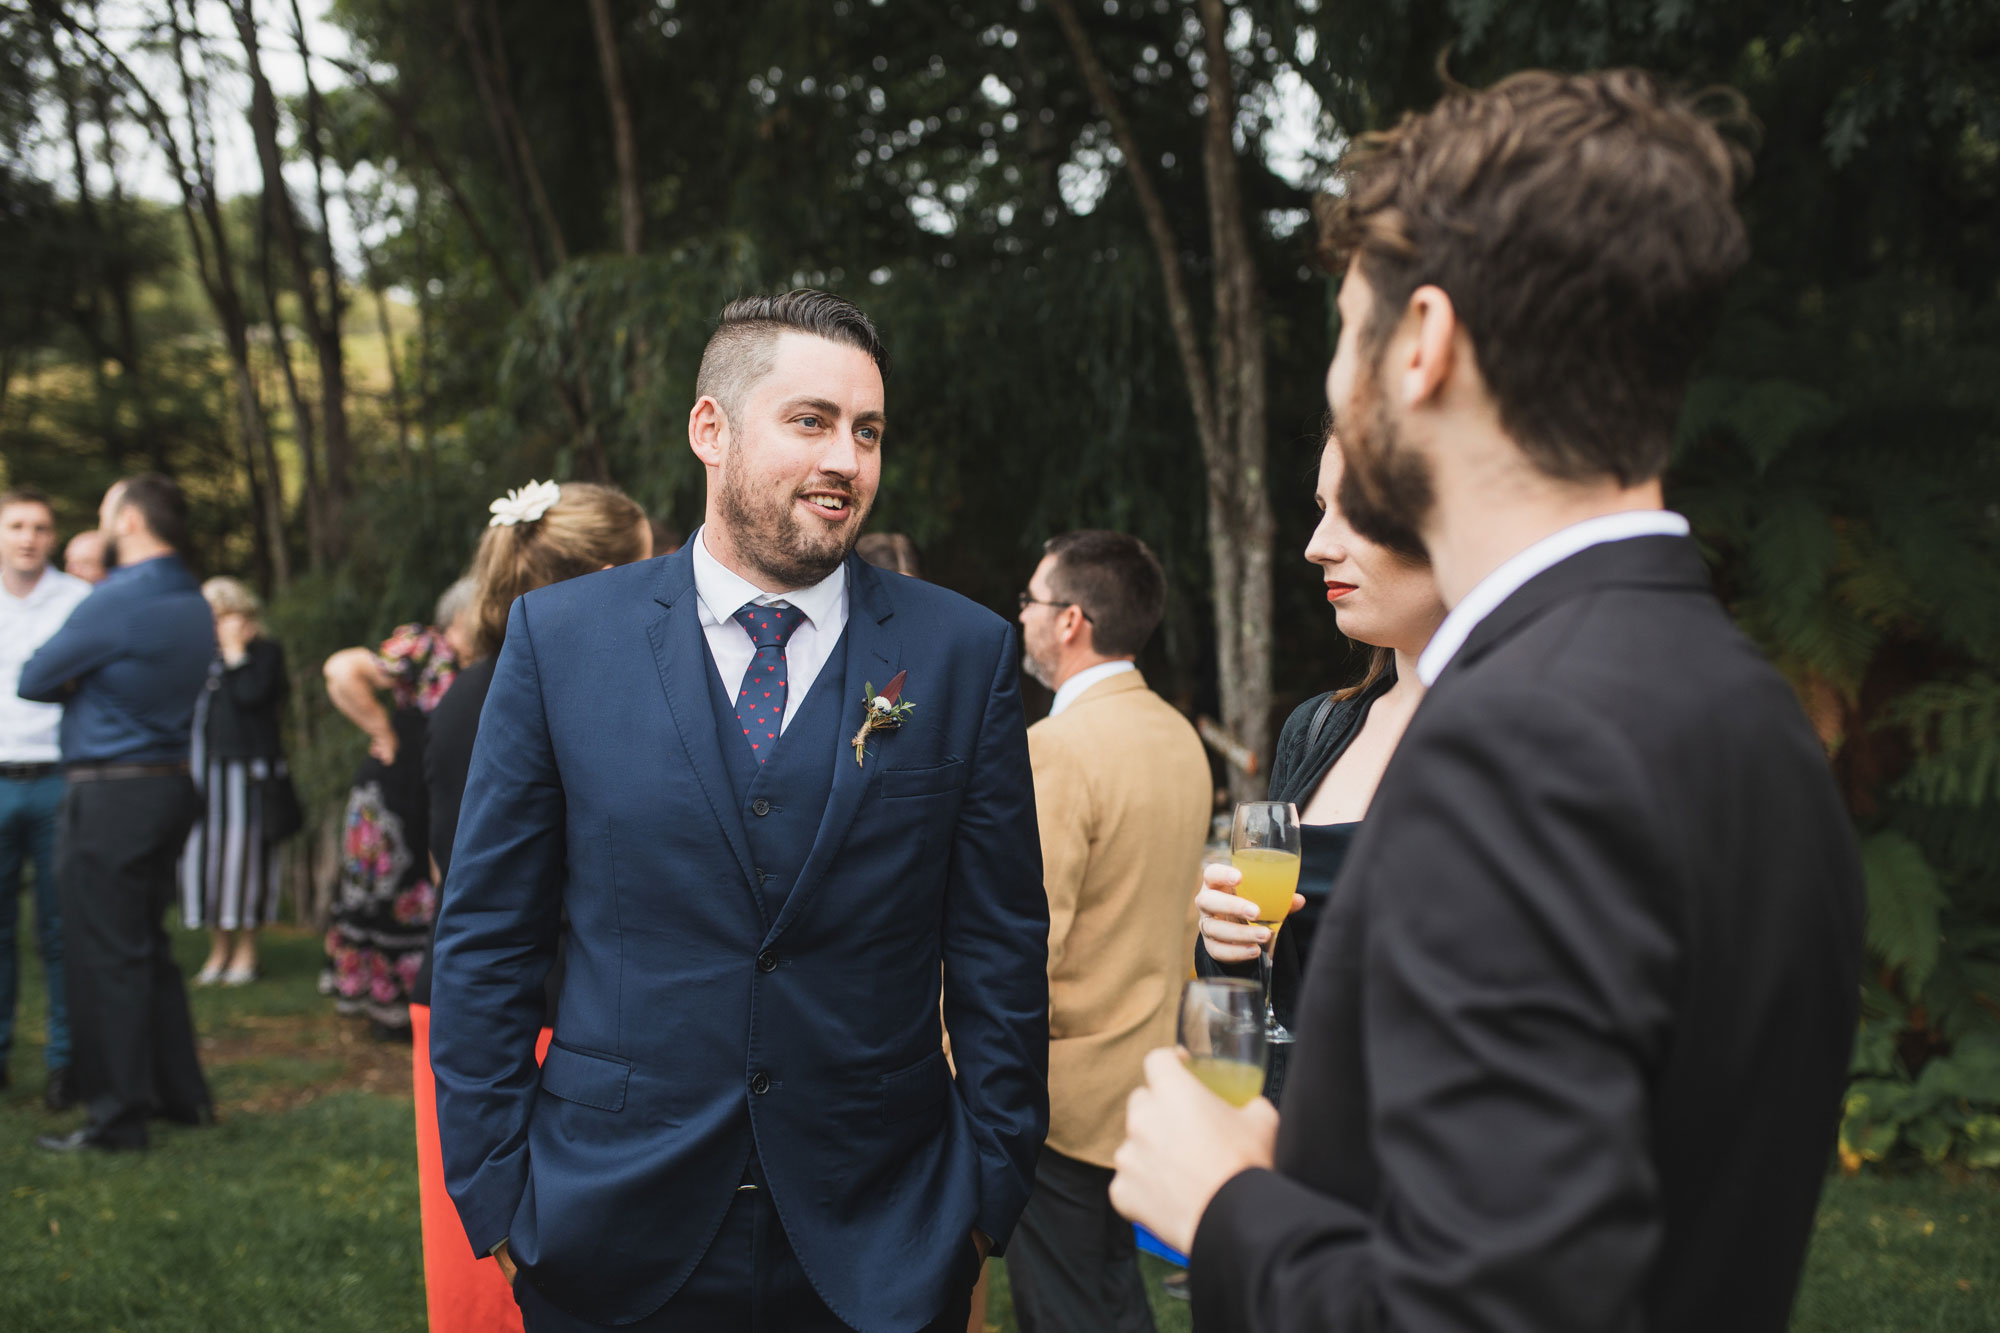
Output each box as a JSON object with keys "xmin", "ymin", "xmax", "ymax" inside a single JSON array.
[
  {"xmin": 1444, "ymin": 535, "xmax": 1713, "ymax": 684},
  {"xmin": 647, "ymin": 549, "xmax": 761, "ymax": 910},
  {"xmin": 765, "ymin": 555, "xmax": 899, "ymax": 946}
]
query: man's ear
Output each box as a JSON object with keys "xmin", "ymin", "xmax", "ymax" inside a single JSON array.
[
  {"xmin": 1400, "ymin": 284, "xmax": 1460, "ymax": 410},
  {"xmin": 688, "ymin": 396, "xmax": 730, "ymax": 467}
]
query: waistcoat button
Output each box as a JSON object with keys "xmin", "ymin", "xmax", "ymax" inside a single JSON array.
[
  {"xmin": 751, "ymin": 798, "xmax": 772, "ymax": 816},
  {"xmin": 749, "ymin": 1071, "xmax": 772, "ymax": 1095}
]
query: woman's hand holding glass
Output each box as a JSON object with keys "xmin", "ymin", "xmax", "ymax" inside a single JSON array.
[{"xmin": 1196, "ymin": 862, "xmax": 1306, "ymax": 965}]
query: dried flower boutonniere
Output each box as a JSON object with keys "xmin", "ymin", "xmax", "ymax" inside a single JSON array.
[{"xmin": 851, "ymin": 670, "xmax": 914, "ymax": 766}]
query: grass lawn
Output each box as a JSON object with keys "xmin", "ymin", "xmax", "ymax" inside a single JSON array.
[{"xmin": 3, "ymin": 916, "xmax": 1997, "ymax": 1331}]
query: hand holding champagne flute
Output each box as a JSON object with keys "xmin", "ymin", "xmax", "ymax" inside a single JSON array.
[
  {"xmin": 1231, "ymin": 801, "xmax": 1301, "ymax": 1044},
  {"xmin": 1180, "ymin": 978, "xmax": 1267, "ymax": 1107}
]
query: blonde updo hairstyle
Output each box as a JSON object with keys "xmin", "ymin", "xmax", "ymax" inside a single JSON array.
[
  {"xmin": 201, "ymin": 576, "xmax": 265, "ymax": 638},
  {"xmin": 466, "ymin": 482, "xmax": 649, "ymax": 659}
]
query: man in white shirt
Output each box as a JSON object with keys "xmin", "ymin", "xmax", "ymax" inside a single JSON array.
[{"xmin": 0, "ymin": 487, "xmax": 92, "ymax": 1110}]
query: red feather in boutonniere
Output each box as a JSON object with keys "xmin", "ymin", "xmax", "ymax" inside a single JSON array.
[{"xmin": 851, "ymin": 670, "xmax": 914, "ymax": 766}]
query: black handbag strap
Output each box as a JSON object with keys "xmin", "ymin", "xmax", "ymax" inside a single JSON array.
[{"xmin": 1304, "ymin": 691, "xmax": 1341, "ymax": 753}]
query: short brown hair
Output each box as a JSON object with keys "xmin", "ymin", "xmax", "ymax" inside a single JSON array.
[
  {"xmin": 695, "ymin": 289, "xmax": 889, "ymax": 423},
  {"xmin": 1043, "ymin": 530, "xmax": 1167, "ymax": 659},
  {"xmin": 1321, "ymin": 69, "xmax": 1752, "ymax": 486},
  {"xmin": 466, "ymin": 482, "xmax": 649, "ymax": 659},
  {"xmin": 110, "ymin": 473, "xmax": 191, "ymax": 550},
  {"xmin": 0, "ymin": 486, "xmax": 54, "ymax": 518},
  {"xmin": 855, "ymin": 532, "xmax": 921, "ymax": 578}
]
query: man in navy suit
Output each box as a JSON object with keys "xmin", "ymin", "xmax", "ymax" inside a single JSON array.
[{"xmin": 430, "ymin": 290, "xmax": 1050, "ymax": 1332}]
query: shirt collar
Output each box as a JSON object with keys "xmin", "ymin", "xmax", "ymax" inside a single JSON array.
[
  {"xmin": 1050, "ymin": 659, "xmax": 1138, "ymax": 717},
  {"xmin": 690, "ymin": 525, "xmax": 847, "ymax": 631},
  {"xmin": 1416, "ymin": 509, "xmax": 1692, "ymax": 686}
]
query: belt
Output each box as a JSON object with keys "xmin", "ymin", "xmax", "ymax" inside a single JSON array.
[
  {"xmin": 0, "ymin": 762, "xmax": 59, "ymax": 780},
  {"xmin": 65, "ymin": 761, "xmax": 189, "ymax": 784}
]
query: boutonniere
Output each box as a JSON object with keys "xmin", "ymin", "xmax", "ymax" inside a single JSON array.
[{"xmin": 851, "ymin": 670, "xmax": 914, "ymax": 766}]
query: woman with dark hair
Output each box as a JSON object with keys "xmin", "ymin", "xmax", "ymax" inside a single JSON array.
[
  {"xmin": 1195, "ymin": 431, "xmax": 1446, "ymax": 1070},
  {"xmin": 183, "ymin": 577, "xmax": 295, "ymax": 985},
  {"xmin": 409, "ymin": 479, "xmax": 650, "ymax": 1333}
]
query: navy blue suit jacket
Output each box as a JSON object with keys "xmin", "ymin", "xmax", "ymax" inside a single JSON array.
[{"xmin": 429, "ymin": 547, "xmax": 1050, "ymax": 1331}]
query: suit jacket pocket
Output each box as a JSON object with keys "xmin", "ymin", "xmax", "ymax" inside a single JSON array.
[
  {"xmin": 880, "ymin": 759, "xmax": 967, "ymax": 800},
  {"xmin": 538, "ymin": 1042, "xmax": 630, "ymax": 1112},
  {"xmin": 881, "ymin": 1049, "xmax": 950, "ymax": 1122}
]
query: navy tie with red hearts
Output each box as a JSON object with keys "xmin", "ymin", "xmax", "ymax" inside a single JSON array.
[{"xmin": 733, "ymin": 602, "xmax": 807, "ymax": 763}]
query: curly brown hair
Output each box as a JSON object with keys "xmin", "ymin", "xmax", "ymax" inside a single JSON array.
[{"xmin": 1321, "ymin": 68, "xmax": 1754, "ymax": 487}]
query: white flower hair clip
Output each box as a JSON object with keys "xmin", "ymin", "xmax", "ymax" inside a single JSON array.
[{"xmin": 489, "ymin": 480, "xmax": 563, "ymax": 528}]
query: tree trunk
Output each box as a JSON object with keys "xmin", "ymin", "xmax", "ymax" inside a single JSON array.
[
  {"xmin": 1049, "ymin": 0, "xmax": 1274, "ymax": 802},
  {"xmin": 232, "ymin": 0, "xmax": 347, "ymax": 561},
  {"xmin": 285, "ymin": 0, "xmax": 355, "ymax": 536},
  {"xmin": 587, "ymin": 0, "xmax": 644, "ymax": 255}
]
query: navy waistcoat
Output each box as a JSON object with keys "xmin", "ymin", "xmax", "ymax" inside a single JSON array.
[{"xmin": 706, "ymin": 630, "xmax": 850, "ymax": 923}]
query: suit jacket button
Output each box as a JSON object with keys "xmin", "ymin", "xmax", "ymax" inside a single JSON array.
[
  {"xmin": 751, "ymin": 798, "xmax": 772, "ymax": 816},
  {"xmin": 756, "ymin": 951, "xmax": 779, "ymax": 973},
  {"xmin": 749, "ymin": 1071, "xmax": 772, "ymax": 1095}
]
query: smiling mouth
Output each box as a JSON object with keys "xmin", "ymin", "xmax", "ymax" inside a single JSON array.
[
  {"xmin": 1325, "ymin": 583, "xmax": 1357, "ymax": 601},
  {"xmin": 799, "ymin": 493, "xmax": 855, "ymax": 519}
]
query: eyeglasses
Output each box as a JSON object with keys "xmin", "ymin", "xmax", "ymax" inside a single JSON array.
[{"xmin": 1017, "ymin": 590, "xmax": 1094, "ymax": 623}]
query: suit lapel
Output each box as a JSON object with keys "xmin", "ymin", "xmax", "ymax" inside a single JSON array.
[
  {"xmin": 647, "ymin": 550, "xmax": 761, "ymax": 912},
  {"xmin": 766, "ymin": 555, "xmax": 898, "ymax": 946}
]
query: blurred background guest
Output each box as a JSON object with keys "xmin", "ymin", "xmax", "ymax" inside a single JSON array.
[
  {"xmin": 22, "ymin": 475, "xmax": 215, "ymax": 1153},
  {"xmin": 410, "ymin": 480, "xmax": 649, "ymax": 1333},
  {"xmin": 182, "ymin": 577, "xmax": 295, "ymax": 987},
  {"xmin": 317, "ymin": 578, "xmax": 474, "ymax": 1040},
  {"xmin": 62, "ymin": 530, "xmax": 107, "ymax": 585},
  {"xmin": 856, "ymin": 531, "xmax": 922, "ymax": 578},
  {"xmin": 0, "ymin": 487, "xmax": 92, "ymax": 1110},
  {"xmin": 1194, "ymin": 431, "xmax": 1445, "ymax": 1082},
  {"xmin": 1008, "ymin": 530, "xmax": 1212, "ymax": 1333}
]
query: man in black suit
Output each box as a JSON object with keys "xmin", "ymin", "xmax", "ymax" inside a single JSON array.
[{"xmin": 1109, "ymin": 70, "xmax": 1864, "ymax": 1331}]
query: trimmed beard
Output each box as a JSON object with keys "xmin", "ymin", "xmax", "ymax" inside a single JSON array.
[
  {"xmin": 1334, "ymin": 349, "xmax": 1434, "ymax": 559},
  {"xmin": 715, "ymin": 461, "xmax": 868, "ymax": 590}
]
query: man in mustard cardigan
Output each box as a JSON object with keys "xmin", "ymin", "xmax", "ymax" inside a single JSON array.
[{"xmin": 1011, "ymin": 531, "xmax": 1214, "ymax": 1333}]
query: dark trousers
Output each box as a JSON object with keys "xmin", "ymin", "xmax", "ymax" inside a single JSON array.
[
  {"xmin": 514, "ymin": 1158, "xmax": 978, "ymax": 1333},
  {"xmin": 1008, "ymin": 1147, "xmax": 1158, "ymax": 1333},
  {"xmin": 58, "ymin": 774, "xmax": 210, "ymax": 1146},
  {"xmin": 0, "ymin": 773, "xmax": 68, "ymax": 1070}
]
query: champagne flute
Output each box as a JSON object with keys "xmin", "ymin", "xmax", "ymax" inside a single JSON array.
[
  {"xmin": 1179, "ymin": 978, "xmax": 1267, "ymax": 1106},
  {"xmin": 1232, "ymin": 800, "xmax": 1301, "ymax": 1045}
]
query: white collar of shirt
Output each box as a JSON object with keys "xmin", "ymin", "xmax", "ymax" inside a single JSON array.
[
  {"xmin": 1049, "ymin": 659, "xmax": 1138, "ymax": 717},
  {"xmin": 691, "ymin": 526, "xmax": 847, "ymax": 632},
  {"xmin": 1416, "ymin": 509, "xmax": 1692, "ymax": 686}
]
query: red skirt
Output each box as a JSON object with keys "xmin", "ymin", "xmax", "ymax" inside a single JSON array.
[{"xmin": 410, "ymin": 1004, "xmax": 552, "ymax": 1333}]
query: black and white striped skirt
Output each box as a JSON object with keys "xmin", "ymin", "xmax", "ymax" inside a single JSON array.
[{"xmin": 180, "ymin": 757, "xmax": 282, "ymax": 930}]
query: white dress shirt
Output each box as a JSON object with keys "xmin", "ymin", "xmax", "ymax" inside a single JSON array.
[
  {"xmin": 691, "ymin": 526, "xmax": 849, "ymax": 734},
  {"xmin": 1048, "ymin": 659, "xmax": 1138, "ymax": 717},
  {"xmin": 0, "ymin": 567, "xmax": 93, "ymax": 762},
  {"xmin": 1417, "ymin": 510, "xmax": 1693, "ymax": 686}
]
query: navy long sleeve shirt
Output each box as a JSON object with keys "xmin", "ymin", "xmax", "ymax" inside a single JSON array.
[{"xmin": 18, "ymin": 553, "xmax": 216, "ymax": 765}]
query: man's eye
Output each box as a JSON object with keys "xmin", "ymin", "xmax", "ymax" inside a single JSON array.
[
  {"xmin": 798, "ymin": 415, "xmax": 820, "ymax": 429},
  {"xmin": 858, "ymin": 427, "xmax": 880, "ymax": 443}
]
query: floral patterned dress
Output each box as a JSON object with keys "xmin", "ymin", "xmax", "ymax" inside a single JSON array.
[{"xmin": 321, "ymin": 624, "xmax": 458, "ymax": 1028}]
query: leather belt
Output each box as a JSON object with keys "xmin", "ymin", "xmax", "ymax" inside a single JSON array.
[
  {"xmin": 65, "ymin": 762, "xmax": 189, "ymax": 784},
  {"xmin": 0, "ymin": 762, "xmax": 59, "ymax": 780}
]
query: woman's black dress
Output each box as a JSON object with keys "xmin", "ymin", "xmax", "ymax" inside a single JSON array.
[{"xmin": 1197, "ymin": 670, "xmax": 1394, "ymax": 1096}]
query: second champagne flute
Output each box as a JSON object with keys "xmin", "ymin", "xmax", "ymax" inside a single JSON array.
[{"xmin": 1232, "ymin": 800, "xmax": 1301, "ymax": 1045}]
